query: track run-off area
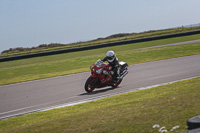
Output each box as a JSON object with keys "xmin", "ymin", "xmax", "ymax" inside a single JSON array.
[{"xmin": 0, "ymin": 40, "xmax": 200, "ymax": 120}]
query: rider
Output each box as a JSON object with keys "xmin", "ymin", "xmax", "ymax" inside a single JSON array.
[{"xmin": 101, "ymin": 50, "xmax": 120, "ymax": 82}]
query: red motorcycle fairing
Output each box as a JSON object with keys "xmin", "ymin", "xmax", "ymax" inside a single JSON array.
[
  {"xmin": 100, "ymin": 75, "xmax": 112, "ymax": 85},
  {"xmin": 90, "ymin": 74, "xmax": 97, "ymax": 78},
  {"xmin": 89, "ymin": 62, "xmax": 113, "ymax": 87}
]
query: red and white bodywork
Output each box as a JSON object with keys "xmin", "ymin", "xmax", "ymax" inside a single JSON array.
[{"xmin": 85, "ymin": 59, "xmax": 128, "ymax": 93}]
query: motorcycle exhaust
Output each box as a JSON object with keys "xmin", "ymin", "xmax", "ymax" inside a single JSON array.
[{"xmin": 119, "ymin": 70, "xmax": 128, "ymax": 79}]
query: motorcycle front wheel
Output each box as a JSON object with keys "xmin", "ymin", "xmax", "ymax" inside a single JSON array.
[{"xmin": 85, "ymin": 77, "xmax": 97, "ymax": 93}]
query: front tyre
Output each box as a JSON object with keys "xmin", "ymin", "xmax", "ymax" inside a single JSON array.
[{"xmin": 85, "ymin": 77, "xmax": 96, "ymax": 93}]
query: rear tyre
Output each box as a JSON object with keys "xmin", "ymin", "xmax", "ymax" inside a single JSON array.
[
  {"xmin": 85, "ymin": 77, "xmax": 96, "ymax": 93},
  {"xmin": 111, "ymin": 79, "xmax": 122, "ymax": 88}
]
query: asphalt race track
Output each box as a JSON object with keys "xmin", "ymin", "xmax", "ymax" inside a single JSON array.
[{"xmin": 0, "ymin": 54, "xmax": 200, "ymax": 120}]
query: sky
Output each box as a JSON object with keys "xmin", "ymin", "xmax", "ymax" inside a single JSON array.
[{"xmin": 0, "ymin": 0, "xmax": 200, "ymax": 53}]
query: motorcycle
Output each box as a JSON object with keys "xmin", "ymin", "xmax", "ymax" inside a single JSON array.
[{"xmin": 85, "ymin": 59, "xmax": 128, "ymax": 93}]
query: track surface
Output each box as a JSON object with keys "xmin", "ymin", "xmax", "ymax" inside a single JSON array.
[{"xmin": 0, "ymin": 54, "xmax": 200, "ymax": 120}]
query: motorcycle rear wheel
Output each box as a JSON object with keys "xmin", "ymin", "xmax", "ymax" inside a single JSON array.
[
  {"xmin": 111, "ymin": 79, "xmax": 122, "ymax": 88},
  {"xmin": 85, "ymin": 77, "xmax": 96, "ymax": 93}
]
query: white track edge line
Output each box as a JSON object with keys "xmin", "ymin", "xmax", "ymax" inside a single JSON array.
[{"xmin": 0, "ymin": 76, "xmax": 199, "ymax": 120}]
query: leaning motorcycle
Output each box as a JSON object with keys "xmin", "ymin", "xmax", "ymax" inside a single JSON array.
[{"xmin": 84, "ymin": 59, "xmax": 128, "ymax": 93}]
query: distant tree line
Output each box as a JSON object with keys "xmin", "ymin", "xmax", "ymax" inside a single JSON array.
[
  {"xmin": 1, "ymin": 33, "xmax": 133, "ymax": 54},
  {"xmin": 2, "ymin": 24, "xmax": 199, "ymax": 55},
  {"xmin": 1, "ymin": 43, "xmax": 65, "ymax": 54}
]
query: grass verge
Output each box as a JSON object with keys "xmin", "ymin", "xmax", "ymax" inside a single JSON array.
[
  {"xmin": 0, "ymin": 77, "xmax": 199, "ymax": 132},
  {"xmin": 0, "ymin": 34, "xmax": 200, "ymax": 85}
]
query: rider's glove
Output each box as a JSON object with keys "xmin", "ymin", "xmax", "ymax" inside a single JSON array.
[{"xmin": 97, "ymin": 59, "xmax": 103, "ymax": 64}]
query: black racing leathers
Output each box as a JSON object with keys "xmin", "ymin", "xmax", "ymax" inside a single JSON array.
[{"xmin": 102, "ymin": 57, "xmax": 120, "ymax": 79}]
